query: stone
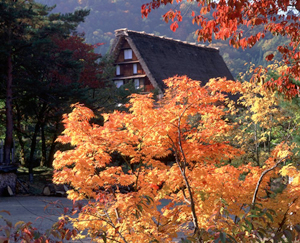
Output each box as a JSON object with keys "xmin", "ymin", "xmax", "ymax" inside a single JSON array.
[{"xmin": 0, "ymin": 172, "xmax": 17, "ymax": 196}]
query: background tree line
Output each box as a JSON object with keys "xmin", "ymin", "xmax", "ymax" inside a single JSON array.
[
  {"xmin": 0, "ymin": 0, "xmax": 136, "ymax": 177},
  {"xmin": 36, "ymin": 0, "xmax": 290, "ymax": 78}
]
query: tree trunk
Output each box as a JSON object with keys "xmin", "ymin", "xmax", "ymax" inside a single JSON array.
[
  {"xmin": 40, "ymin": 123, "xmax": 46, "ymax": 167},
  {"xmin": 47, "ymin": 125, "xmax": 58, "ymax": 167},
  {"xmin": 28, "ymin": 121, "xmax": 40, "ymax": 182},
  {"xmin": 15, "ymin": 103, "xmax": 26, "ymax": 165},
  {"xmin": 28, "ymin": 103, "xmax": 47, "ymax": 180},
  {"xmin": 254, "ymin": 122, "xmax": 260, "ymax": 166},
  {"xmin": 16, "ymin": 133, "xmax": 26, "ymax": 166},
  {"xmin": 3, "ymin": 53, "xmax": 14, "ymax": 165}
]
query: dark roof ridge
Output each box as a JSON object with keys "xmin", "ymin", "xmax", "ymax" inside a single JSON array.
[
  {"xmin": 114, "ymin": 28, "xmax": 219, "ymax": 52},
  {"xmin": 111, "ymin": 28, "xmax": 234, "ymax": 95}
]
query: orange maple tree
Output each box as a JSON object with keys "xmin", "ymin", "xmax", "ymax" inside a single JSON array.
[
  {"xmin": 142, "ymin": 0, "xmax": 300, "ymax": 97},
  {"xmin": 53, "ymin": 76, "xmax": 300, "ymax": 242}
]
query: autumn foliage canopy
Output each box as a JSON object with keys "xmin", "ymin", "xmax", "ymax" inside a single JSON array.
[
  {"xmin": 50, "ymin": 1, "xmax": 300, "ymax": 242},
  {"xmin": 53, "ymin": 76, "xmax": 300, "ymax": 242}
]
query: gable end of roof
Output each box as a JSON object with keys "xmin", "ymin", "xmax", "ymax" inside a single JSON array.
[{"xmin": 111, "ymin": 28, "xmax": 234, "ymax": 92}]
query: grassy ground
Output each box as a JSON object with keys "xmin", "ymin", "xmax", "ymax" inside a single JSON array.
[{"xmin": 16, "ymin": 166, "xmax": 54, "ymax": 195}]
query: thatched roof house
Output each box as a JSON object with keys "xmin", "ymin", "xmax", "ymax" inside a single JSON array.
[{"xmin": 110, "ymin": 28, "xmax": 234, "ymax": 96}]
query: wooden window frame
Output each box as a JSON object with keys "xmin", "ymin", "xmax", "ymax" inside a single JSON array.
[
  {"xmin": 114, "ymin": 80, "xmax": 124, "ymax": 88},
  {"xmin": 133, "ymin": 63, "xmax": 138, "ymax": 74},
  {"xmin": 116, "ymin": 65, "xmax": 121, "ymax": 75},
  {"xmin": 124, "ymin": 49, "xmax": 132, "ymax": 60}
]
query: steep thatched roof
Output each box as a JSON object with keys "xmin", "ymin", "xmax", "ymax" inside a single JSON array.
[{"xmin": 111, "ymin": 29, "xmax": 234, "ymax": 93}]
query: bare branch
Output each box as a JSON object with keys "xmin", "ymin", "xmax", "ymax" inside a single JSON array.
[
  {"xmin": 176, "ymin": 104, "xmax": 202, "ymax": 243},
  {"xmin": 182, "ymin": 187, "xmax": 191, "ymax": 205},
  {"xmin": 104, "ymin": 210, "xmax": 128, "ymax": 243},
  {"xmin": 252, "ymin": 156, "xmax": 288, "ymax": 206}
]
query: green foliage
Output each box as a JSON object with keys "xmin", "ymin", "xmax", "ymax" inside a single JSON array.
[
  {"xmin": 0, "ymin": 0, "xmax": 115, "ymax": 169},
  {"xmin": 210, "ymin": 202, "xmax": 300, "ymax": 243}
]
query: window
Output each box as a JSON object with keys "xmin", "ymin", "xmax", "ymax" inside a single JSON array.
[
  {"xmin": 116, "ymin": 65, "xmax": 120, "ymax": 75},
  {"xmin": 134, "ymin": 79, "xmax": 140, "ymax": 89},
  {"xmin": 134, "ymin": 79, "xmax": 144, "ymax": 90},
  {"xmin": 114, "ymin": 80, "xmax": 124, "ymax": 88},
  {"xmin": 124, "ymin": 49, "xmax": 132, "ymax": 60},
  {"xmin": 133, "ymin": 64, "xmax": 137, "ymax": 74}
]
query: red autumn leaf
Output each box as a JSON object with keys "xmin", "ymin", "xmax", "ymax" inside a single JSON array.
[
  {"xmin": 142, "ymin": 0, "xmax": 300, "ymax": 97},
  {"xmin": 64, "ymin": 207, "xmax": 69, "ymax": 214},
  {"xmin": 296, "ymin": 0, "xmax": 300, "ymax": 11},
  {"xmin": 265, "ymin": 53, "xmax": 274, "ymax": 61},
  {"xmin": 150, "ymin": 184, "xmax": 159, "ymax": 190},
  {"xmin": 170, "ymin": 21, "xmax": 178, "ymax": 32}
]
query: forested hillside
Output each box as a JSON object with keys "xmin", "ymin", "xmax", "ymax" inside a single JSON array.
[{"xmin": 36, "ymin": 0, "xmax": 289, "ymax": 78}]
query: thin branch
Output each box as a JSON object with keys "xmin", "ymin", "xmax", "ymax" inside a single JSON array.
[
  {"xmin": 167, "ymin": 133, "xmax": 184, "ymax": 170},
  {"xmin": 134, "ymin": 162, "xmax": 142, "ymax": 192},
  {"xmin": 167, "ymin": 116, "xmax": 201, "ymax": 241},
  {"xmin": 182, "ymin": 187, "xmax": 191, "ymax": 205},
  {"xmin": 176, "ymin": 105, "xmax": 202, "ymax": 243},
  {"xmin": 177, "ymin": 105, "xmax": 192, "ymax": 171},
  {"xmin": 104, "ymin": 210, "xmax": 128, "ymax": 243},
  {"xmin": 101, "ymin": 236, "xmax": 123, "ymax": 243},
  {"xmin": 121, "ymin": 155, "xmax": 134, "ymax": 173},
  {"xmin": 252, "ymin": 156, "xmax": 288, "ymax": 206},
  {"xmin": 115, "ymin": 208, "xmax": 120, "ymax": 220},
  {"xmin": 277, "ymin": 198, "xmax": 297, "ymax": 233}
]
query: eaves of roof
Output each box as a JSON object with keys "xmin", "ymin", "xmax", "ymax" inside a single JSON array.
[{"xmin": 111, "ymin": 28, "xmax": 234, "ymax": 94}]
